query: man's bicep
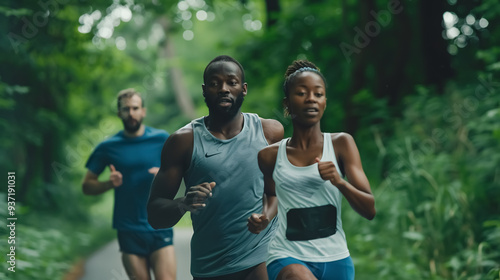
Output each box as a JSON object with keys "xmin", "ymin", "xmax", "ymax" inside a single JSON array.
[
  {"xmin": 150, "ymin": 164, "xmax": 184, "ymax": 200},
  {"xmin": 151, "ymin": 130, "xmax": 192, "ymax": 200}
]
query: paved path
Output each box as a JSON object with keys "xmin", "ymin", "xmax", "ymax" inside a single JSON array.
[{"xmin": 79, "ymin": 227, "xmax": 193, "ymax": 280}]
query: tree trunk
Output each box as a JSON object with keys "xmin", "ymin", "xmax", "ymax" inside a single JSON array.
[
  {"xmin": 376, "ymin": 6, "xmax": 412, "ymax": 107},
  {"xmin": 420, "ymin": 0, "xmax": 454, "ymax": 91},
  {"xmin": 265, "ymin": 0, "xmax": 281, "ymax": 28},
  {"xmin": 158, "ymin": 16, "xmax": 197, "ymax": 120},
  {"xmin": 344, "ymin": 0, "xmax": 376, "ymax": 134},
  {"xmin": 18, "ymin": 143, "xmax": 37, "ymax": 202}
]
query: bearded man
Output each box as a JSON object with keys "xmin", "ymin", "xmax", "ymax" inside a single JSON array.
[
  {"xmin": 147, "ymin": 55, "xmax": 284, "ymax": 280},
  {"xmin": 83, "ymin": 88, "xmax": 176, "ymax": 280}
]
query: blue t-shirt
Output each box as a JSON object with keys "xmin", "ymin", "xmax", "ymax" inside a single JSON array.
[{"xmin": 86, "ymin": 126, "xmax": 169, "ymax": 232}]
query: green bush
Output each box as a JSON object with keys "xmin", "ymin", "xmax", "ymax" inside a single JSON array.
[
  {"xmin": 345, "ymin": 76, "xmax": 500, "ymax": 280},
  {"xmin": 0, "ymin": 192, "xmax": 114, "ymax": 280}
]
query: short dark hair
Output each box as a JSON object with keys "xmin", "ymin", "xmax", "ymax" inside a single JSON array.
[
  {"xmin": 203, "ymin": 55, "xmax": 245, "ymax": 84},
  {"xmin": 283, "ymin": 60, "xmax": 327, "ymax": 97},
  {"xmin": 117, "ymin": 88, "xmax": 144, "ymax": 110}
]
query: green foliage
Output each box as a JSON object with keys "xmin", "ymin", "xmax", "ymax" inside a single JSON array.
[
  {"xmin": 344, "ymin": 76, "xmax": 500, "ymax": 279},
  {"xmin": 0, "ymin": 193, "xmax": 115, "ymax": 280},
  {"xmin": 2, "ymin": 0, "xmax": 500, "ymax": 279}
]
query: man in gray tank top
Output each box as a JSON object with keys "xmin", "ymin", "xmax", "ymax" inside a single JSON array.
[{"xmin": 148, "ymin": 55, "xmax": 284, "ymax": 280}]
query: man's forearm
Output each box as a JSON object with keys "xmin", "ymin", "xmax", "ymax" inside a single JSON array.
[
  {"xmin": 82, "ymin": 180, "xmax": 114, "ymax": 195},
  {"xmin": 147, "ymin": 197, "xmax": 186, "ymax": 229}
]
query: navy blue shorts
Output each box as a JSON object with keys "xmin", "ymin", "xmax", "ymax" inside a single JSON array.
[
  {"xmin": 267, "ymin": 256, "xmax": 354, "ymax": 280},
  {"xmin": 117, "ymin": 229, "xmax": 173, "ymax": 257}
]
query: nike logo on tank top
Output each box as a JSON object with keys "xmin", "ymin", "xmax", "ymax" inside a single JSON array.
[{"xmin": 184, "ymin": 113, "xmax": 278, "ymax": 277}]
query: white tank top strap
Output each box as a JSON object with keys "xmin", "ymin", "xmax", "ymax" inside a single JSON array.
[
  {"xmin": 277, "ymin": 137, "xmax": 289, "ymax": 163},
  {"xmin": 323, "ymin": 132, "xmax": 343, "ymax": 177}
]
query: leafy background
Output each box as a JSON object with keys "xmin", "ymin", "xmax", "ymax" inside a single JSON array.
[{"xmin": 0, "ymin": 0, "xmax": 499, "ymax": 279}]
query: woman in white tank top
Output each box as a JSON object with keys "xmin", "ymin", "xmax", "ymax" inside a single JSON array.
[{"xmin": 247, "ymin": 60, "xmax": 376, "ymax": 280}]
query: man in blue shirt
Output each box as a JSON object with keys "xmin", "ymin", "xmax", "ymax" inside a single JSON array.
[{"xmin": 83, "ymin": 88, "xmax": 176, "ymax": 280}]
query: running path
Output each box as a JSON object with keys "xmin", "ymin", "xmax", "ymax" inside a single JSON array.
[{"xmin": 78, "ymin": 227, "xmax": 193, "ymax": 280}]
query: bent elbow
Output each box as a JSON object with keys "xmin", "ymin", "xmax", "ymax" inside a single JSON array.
[
  {"xmin": 147, "ymin": 214, "xmax": 163, "ymax": 229},
  {"xmin": 82, "ymin": 184, "xmax": 93, "ymax": 196},
  {"xmin": 148, "ymin": 218, "xmax": 161, "ymax": 230},
  {"xmin": 147, "ymin": 204, "xmax": 164, "ymax": 229},
  {"xmin": 146, "ymin": 207, "xmax": 158, "ymax": 229},
  {"xmin": 366, "ymin": 207, "xmax": 376, "ymax": 220},
  {"xmin": 148, "ymin": 216, "xmax": 173, "ymax": 230}
]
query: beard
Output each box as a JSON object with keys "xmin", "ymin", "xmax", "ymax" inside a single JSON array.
[
  {"xmin": 204, "ymin": 92, "xmax": 245, "ymax": 120},
  {"xmin": 122, "ymin": 118, "xmax": 142, "ymax": 133}
]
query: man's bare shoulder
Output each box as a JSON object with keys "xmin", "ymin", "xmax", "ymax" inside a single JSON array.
[
  {"xmin": 260, "ymin": 117, "xmax": 284, "ymax": 144},
  {"xmin": 164, "ymin": 124, "xmax": 194, "ymax": 152},
  {"xmin": 260, "ymin": 117, "xmax": 283, "ymax": 130},
  {"xmin": 172, "ymin": 124, "xmax": 193, "ymax": 137}
]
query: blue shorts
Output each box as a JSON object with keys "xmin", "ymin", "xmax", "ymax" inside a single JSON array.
[
  {"xmin": 267, "ymin": 256, "xmax": 354, "ymax": 280},
  {"xmin": 117, "ymin": 229, "xmax": 173, "ymax": 257}
]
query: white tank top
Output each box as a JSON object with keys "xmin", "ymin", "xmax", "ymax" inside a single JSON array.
[{"xmin": 268, "ymin": 133, "xmax": 350, "ymax": 264}]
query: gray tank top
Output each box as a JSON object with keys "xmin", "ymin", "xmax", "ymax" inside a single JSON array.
[{"xmin": 184, "ymin": 113, "xmax": 277, "ymax": 277}]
